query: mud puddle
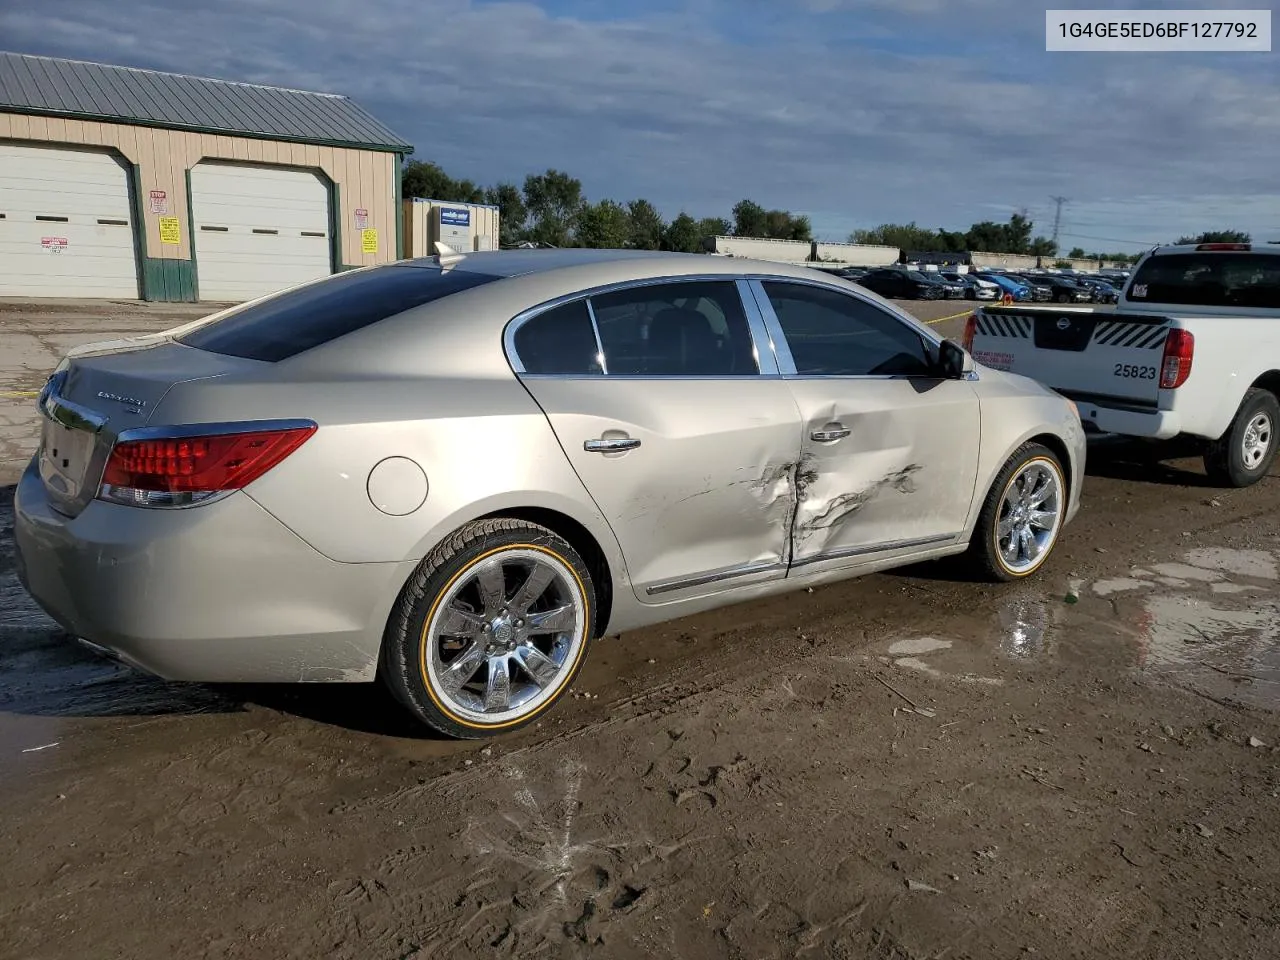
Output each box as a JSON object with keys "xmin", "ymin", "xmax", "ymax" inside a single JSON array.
[{"xmin": 878, "ymin": 544, "xmax": 1280, "ymax": 712}]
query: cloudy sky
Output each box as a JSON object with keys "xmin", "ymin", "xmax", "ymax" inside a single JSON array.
[{"xmin": 3, "ymin": 0, "xmax": 1278, "ymax": 251}]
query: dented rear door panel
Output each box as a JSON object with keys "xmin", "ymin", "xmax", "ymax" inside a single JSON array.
[
  {"xmin": 782, "ymin": 379, "xmax": 981, "ymax": 569},
  {"xmin": 517, "ymin": 376, "xmax": 803, "ymax": 604}
]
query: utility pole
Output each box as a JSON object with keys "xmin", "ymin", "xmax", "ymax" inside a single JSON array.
[{"xmin": 1049, "ymin": 196, "xmax": 1069, "ymax": 247}]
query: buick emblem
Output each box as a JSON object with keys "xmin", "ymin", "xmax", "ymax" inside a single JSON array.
[{"xmin": 1056, "ymin": 317, "xmax": 1072, "ymax": 331}]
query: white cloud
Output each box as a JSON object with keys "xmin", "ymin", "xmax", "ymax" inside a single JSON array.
[{"xmin": 1, "ymin": 0, "xmax": 1277, "ymax": 248}]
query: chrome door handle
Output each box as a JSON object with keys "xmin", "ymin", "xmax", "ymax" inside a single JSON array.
[
  {"xmin": 810, "ymin": 425, "xmax": 851, "ymax": 442},
  {"xmin": 584, "ymin": 437, "xmax": 641, "ymax": 453}
]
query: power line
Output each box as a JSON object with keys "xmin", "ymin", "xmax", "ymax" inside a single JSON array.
[
  {"xmin": 1049, "ymin": 196, "xmax": 1069, "ymax": 247},
  {"xmin": 1058, "ymin": 230, "xmax": 1162, "ymax": 247}
]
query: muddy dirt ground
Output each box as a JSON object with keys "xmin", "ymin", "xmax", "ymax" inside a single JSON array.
[{"xmin": 2, "ymin": 298, "xmax": 1278, "ymax": 960}]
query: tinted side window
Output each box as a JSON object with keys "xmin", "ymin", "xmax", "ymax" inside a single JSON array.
[
  {"xmin": 177, "ymin": 264, "xmax": 501, "ymax": 362},
  {"xmin": 1128, "ymin": 253, "xmax": 1280, "ymax": 308},
  {"xmin": 762, "ymin": 282, "xmax": 933, "ymax": 377},
  {"xmin": 512, "ymin": 300, "xmax": 603, "ymax": 375},
  {"xmin": 589, "ymin": 281, "xmax": 759, "ymax": 376}
]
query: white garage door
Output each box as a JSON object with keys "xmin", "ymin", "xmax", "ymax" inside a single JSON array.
[
  {"xmin": 190, "ymin": 162, "xmax": 332, "ymax": 302},
  {"xmin": 0, "ymin": 143, "xmax": 140, "ymax": 298}
]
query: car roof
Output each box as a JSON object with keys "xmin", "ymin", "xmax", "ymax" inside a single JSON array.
[
  {"xmin": 287, "ymin": 249, "xmax": 938, "ymax": 379},
  {"xmin": 404, "ymin": 247, "xmax": 853, "ymax": 281},
  {"xmin": 1147, "ymin": 242, "xmax": 1280, "ymax": 256}
]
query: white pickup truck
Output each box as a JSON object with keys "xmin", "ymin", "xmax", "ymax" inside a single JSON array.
[{"xmin": 963, "ymin": 242, "xmax": 1280, "ymax": 487}]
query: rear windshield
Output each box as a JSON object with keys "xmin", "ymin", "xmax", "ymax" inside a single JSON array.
[
  {"xmin": 1127, "ymin": 253, "xmax": 1280, "ymax": 309},
  {"xmin": 177, "ymin": 264, "xmax": 501, "ymax": 361}
]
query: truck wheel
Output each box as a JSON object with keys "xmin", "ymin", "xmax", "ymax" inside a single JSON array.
[
  {"xmin": 963, "ymin": 443, "xmax": 1067, "ymax": 582},
  {"xmin": 380, "ymin": 518, "xmax": 595, "ymax": 739},
  {"xmin": 1204, "ymin": 388, "xmax": 1280, "ymax": 488}
]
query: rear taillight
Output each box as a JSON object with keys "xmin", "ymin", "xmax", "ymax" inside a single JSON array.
[
  {"xmin": 1195, "ymin": 242, "xmax": 1250, "ymax": 251},
  {"xmin": 99, "ymin": 422, "xmax": 316, "ymax": 508},
  {"xmin": 962, "ymin": 313, "xmax": 978, "ymax": 352},
  {"xmin": 1159, "ymin": 329, "xmax": 1194, "ymax": 389}
]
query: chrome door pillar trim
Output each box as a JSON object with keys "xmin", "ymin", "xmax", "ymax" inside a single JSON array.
[
  {"xmin": 745, "ymin": 279, "xmax": 797, "ymax": 376},
  {"xmin": 735, "ymin": 278, "xmax": 780, "ymax": 376}
]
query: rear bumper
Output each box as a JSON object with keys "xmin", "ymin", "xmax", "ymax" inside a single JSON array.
[
  {"xmin": 12, "ymin": 459, "xmax": 412, "ymax": 683},
  {"xmin": 1073, "ymin": 401, "xmax": 1180, "ymax": 440}
]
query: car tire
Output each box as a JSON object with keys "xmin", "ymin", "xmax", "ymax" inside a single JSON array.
[
  {"xmin": 1204, "ymin": 388, "xmax": 1280, "ymax": 488},
  {"xmin": 1055, "ymin": 292, "xmax": 1070, "ymax": 303},
  {"xmin": 963, "ymin": 442, "xmax": 1067, "ymax": 583},
  {"xmin": 380, "ymin": 518, "xmax": 596, "ymax": 739}
]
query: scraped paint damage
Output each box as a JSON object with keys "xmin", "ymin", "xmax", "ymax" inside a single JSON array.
[{"xmin": 796, "ymin": 463, "xmax": 923, "ymax": 540}]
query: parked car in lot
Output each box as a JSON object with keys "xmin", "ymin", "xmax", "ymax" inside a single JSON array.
[
  {"xmin": 15, "ymin": 250, "xmax": 1084, "ymax": 738},
  {"xmin": 857, "ymin": 268, "xmax": 946, "ymax": 300},
  {"xmin": 975, "ymin": 272, "xmax": 1035, "ymax": 302},
  {"xmin": 965, "ymin": 241, "xmax": 1280, "ymax": 488},
  {"xmin": 836, "ymin": 266, "xmax": 871, "ymax": 281},
  {"xmin": 1013, "ymin": 274, "xmax": 1083, "ymax": 303},
  {"xmin": 942, "ymin": 272, "xmax": 999, "ymax": 301},
  {"xmin": 1075, "ymin": 277, "xmax": 1120, "ymax": 303},
  {"xmin": 921, "ymin": 272, "xmax": 967, "ymax": 299}
]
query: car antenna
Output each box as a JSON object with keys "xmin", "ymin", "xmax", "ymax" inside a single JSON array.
[{"xmin": 433, "ymin": 242, "xmax": 466, "ymax": 270}]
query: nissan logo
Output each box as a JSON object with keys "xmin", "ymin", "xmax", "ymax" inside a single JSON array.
[{"xmin": 1056, "ymin": 317, "xmax": 1072, "ymax": 331}]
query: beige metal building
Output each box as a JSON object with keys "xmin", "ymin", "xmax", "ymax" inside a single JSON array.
[
  {"xmin": 402, "ymin": 198, "xmax": 500, "ymax": 257},
  {"xmin": 0, "ymin": 52, "xmax": 412, "ymax": 302}
]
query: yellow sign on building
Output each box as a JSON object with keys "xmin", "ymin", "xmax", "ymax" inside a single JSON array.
[
  {"xmin": 361, "ymin": 228, "xmax": 378, "ymax": 253},
  {"xmin": 158, "ymin": 217, "xmax": 181, "ymax": 245}
]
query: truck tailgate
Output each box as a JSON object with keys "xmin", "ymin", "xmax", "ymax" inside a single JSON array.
[{"xmin": 970, "ymin": 308, "xmax": 1172, "ymax": 407}]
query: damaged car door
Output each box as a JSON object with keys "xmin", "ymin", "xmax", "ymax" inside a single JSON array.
[
  {"xmin": 507, "ymin": 278, "xmax": 803, "ymax": 603},
  {"xmin": 750, "ymin": 279, "xmax": 981, "ymax": 570}
]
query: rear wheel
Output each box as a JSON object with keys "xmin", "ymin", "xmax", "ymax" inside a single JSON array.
[
  {"xmin": 963, "ymin": 443, "xmax": 1066, "ymax": 582},
  {"xmin": 380, "ymin": 518, "xmax": 595, "ymax": 739},
  {"xmin": 1204, "ymin": 388, "xmax": 1279, "ymax": 488},
  {"xmin": 1055, "ymin": 292, "xmax": 1070, "ymax": 303}
]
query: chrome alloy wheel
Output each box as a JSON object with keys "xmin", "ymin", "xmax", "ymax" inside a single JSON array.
[
  {"xmin": 1242, "ymin": 412, "xmax": 1273, "ymax": 471},
  {"xmin": 425, "ymin": 548, "xmax": 587, "ymax": 725},
  {"xmin": 995, "ymin": 459, "xmax": 1063, "ymax": 575}
]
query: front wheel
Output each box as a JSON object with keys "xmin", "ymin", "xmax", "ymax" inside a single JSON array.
[
  {"xmin": 1204, "ymin": 388, "xmax": 1279, "ymax": 488},
  {"xmin": 963, "ymin": 443, "xmax": 1067, "ymax": 582},
  {"xmin": 1055, "ymin": 292, "xmax": 1070, "ymax": 303},
  {"xmin": 380, "ymin": 518, "xmax": 595, "ymax": 739}
]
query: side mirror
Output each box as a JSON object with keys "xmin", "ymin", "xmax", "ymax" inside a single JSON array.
[{"xmin": 936, "ymin": 338, "xmax": 973, "ymax": 379}]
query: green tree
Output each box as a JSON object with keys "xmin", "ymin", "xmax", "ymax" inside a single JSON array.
[
  {"xmin": 576, "ymin": 199, "xmax": 631, "ymax": 249},
  {"xmin": 1068, "ymin": 247, "xmax": 1088, "ymax": 259},
  {"xmin": 401, "ymin": 159, "xmax": 485, "ymax": 203},
  {"xmin": 626, "ymin": 199, "xmax": 665, "ymax": 250},
  {"xmin": 850, "ymin": 222, "xmax": 939, "ymax": 250},
  {"xmin": 483, "ymin": 182, "xmax": 527, "ymax": 245},
  {"xmin": 662, "ymin": 212, "xmax": 704, "ymax": 252},
  {"xmin": 697, "ymin": 217, "xmax": 732, "ymax": 241},
  {"xmin": 1029, "ymin": 236, "xmax": 1058, "ymax": 257},
  {"xmin": 523, "ymin": 169, "xmax": 584, "ymax": 247},
  {"xmin": 732, "ymin": 199, "xmax": 769, "ymax": 237},
  {"xmin": 1175, "ymin": 229, "xmax": 1251, "ymax": 244},
  {"xmin": 762, "ymin": 209, "xmax": 811, "ymax": 242}
]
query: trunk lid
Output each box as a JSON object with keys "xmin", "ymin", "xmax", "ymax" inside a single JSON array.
[
  {"xmin": 970, "ymin": 307, "xmax": 1173, "ymax": 408},
  {"xmin": 37, "ymin": 338, "xmax": 261, "ymax": 517}
]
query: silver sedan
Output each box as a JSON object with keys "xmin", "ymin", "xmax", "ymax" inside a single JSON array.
[{"xmin": 14, "ymin": 250, "xmax": 1085, "ymax": 738}]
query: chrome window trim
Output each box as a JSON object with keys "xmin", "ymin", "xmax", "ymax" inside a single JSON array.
[
  {"xmin": 114, "ymin": 418, "xmax": 318, "ymax": 444},
  {"xmin": 503, "ymin": 273, "xmax": 796, "ymax": 379},
  {"xmin": 583, "ymin": 298, "xmax": 609, "ymax": 376},
  {"xmin": 748, "ymin": 276, "xmax": 977, "ymax": 383}
]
